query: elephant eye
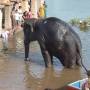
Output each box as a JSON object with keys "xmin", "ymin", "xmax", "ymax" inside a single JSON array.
[{"xmin": 44, "ymin": 20, "xmax": 47, "ymax": 24}]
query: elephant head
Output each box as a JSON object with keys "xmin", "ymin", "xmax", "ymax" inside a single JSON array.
[{"xmin": 22, "ymin": 18, "xmax": 38, "ymax": 41}]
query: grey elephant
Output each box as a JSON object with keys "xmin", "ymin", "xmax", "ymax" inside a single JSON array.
[{"xmin": 22, "ymin": 17, "xmax": 82, "ymax": 68}]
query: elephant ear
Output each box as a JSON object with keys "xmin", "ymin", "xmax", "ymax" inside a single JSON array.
[
  {"xmin": 24, "ymin": 18, "xmax": 38, "ymax": 32},
  {"xmin": 24, "ymin": 19, "xmax": 33, "ymax": 32}
]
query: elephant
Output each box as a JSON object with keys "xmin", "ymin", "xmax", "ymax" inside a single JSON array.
[{"xmin": 22, "ymin": 17, "xmax": 82, "ymax": 68}]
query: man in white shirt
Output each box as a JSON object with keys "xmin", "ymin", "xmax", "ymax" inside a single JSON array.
[
  {"xmin": 18, "ymin": 6, "xmax": 23, "ymax": 22},
  {"xmin": 14, "ymin": 10, "xmax": 20, "ymax": 26}
]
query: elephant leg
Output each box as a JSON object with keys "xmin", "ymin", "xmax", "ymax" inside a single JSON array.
[
  {"xmin": 24, "ymin": 40, "xmax": 30, "ymax": 61},
  {"xmin": 62, "ymin": 51, "xmax": 76, "ymax": 68},
  {"xmin": 48, "ymin": 51, "xmax": 53, "ymax": 65},
  {"xmin": 67, "ymin": 57, "xmax": 76, "ymax": 68},
  {"xmin": 65, "ymin": 43, "xmax": 77, "ymax": 68},
  {"xmin": 41, "ymin": 50, "xmax": 51, "ymax": 67},
  {"xmin": 55, "ymin": 52, "xmax": 65, "ymax": 66},
  {"xmin": 67, "ymin": 54, "xmax": 77, "ymax": 68},
  {"xmin": 56, "ymin": 52, "xmax": 74, "ymax": 68},
  {"xmin": 57, "ymin": 56, "xmax": 65, "ymax": 66},
  {"xmin": 39, "ymin": 42, "xmax": 51, "ymax": 68},
  {"xmin": 76, "ymin": 46, "xmax": 81, "ymax": 66},
  {"xmin": 51, "ymin": 55, "xmax": 53, "ymax": 65},
  {"xmin": 76, "ymin": 53, "xmax": 81, "ymax": 66}
]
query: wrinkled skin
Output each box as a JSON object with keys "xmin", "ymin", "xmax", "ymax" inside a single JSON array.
[{"xmin": 22, "ymin": 17, "xmax": 82, "ymax": 68}]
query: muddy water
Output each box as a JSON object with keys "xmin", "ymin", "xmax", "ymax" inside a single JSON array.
[{"xmin": 0, "ymin": 27, "xmax": 90, "ymax": 90}]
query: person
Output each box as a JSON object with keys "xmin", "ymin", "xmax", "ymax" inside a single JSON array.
[
  {"xmin": 0, "ymin": 30, "xmax": 10, "ymax": 51},
  {"xmin": 82, "ymin": 78, "xmax": 90, "ymax": 90},
  {"xmin": 14, "ymin": 10, "xmax": 20, "ymax": 28},
  {"xmin": 38, "ymin": 4, "xmax": 45, "ymax": 18},
  {"xmin": 43, "ymin": 1, "xmax": 47, "ymax": 18},
  {"xmin": 11, "ymin": 9, "xmax": 16, "ymax": 30},
  {"xmin": 11, "ymin": 1, "xmax": 19, "ymax": 30},
  {"xmin": 22, "ymin": 11, "xmax": 28, "ymax": 20},
  {"xmin": 27, "ymin": 8, "xmax": 33, "ymax": 19},
  {"xmin": 17, "ymin": 6, "xmax": 23, "ymax": 24}
]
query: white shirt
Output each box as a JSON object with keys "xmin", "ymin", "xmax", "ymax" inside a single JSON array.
[
  {"xmin": 14, "ymin": 12, "xmax": 20, "ymax": 21},
  {"xmin": 1, "ymin": 31, "xmax": 9, "ymax": 42}
]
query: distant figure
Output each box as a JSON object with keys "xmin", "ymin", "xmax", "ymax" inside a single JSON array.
[
  {"xmin": 22, "ymin": 11, "xmax": 28, "ymax": 20},
  {"xmin": 14, "ymin": 10, "xmax": 20, "ymax": 27},
  {"xmin": 12, "ymin": 1, "xmax": 19, "ymax": 11},
  {"xmin": 0, "ymin": 30, "xmax": 10, "ymax": 50},
  {"xmin": 38, "ymin": 4, "xmax": 45, "ymax": 18},
  {"xmin": 43, "ymin": 1, "xmax": 47, "ymax": 18},
  {"xmin": 27, "ymin": 8, "xmax": 33, "ymax": 19},
  {"xmin": 11, "ymin": 10, "xmax": 16, "ymax": 30},
  {"xmin": 17, "ymin": 6, "xmax": 23, "ymax": 24},
  {"xmin": 11, "ymin": 1, "xmax": 19, "ymax": 30}
]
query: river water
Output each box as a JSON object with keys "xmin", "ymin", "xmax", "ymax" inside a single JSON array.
[
  {"xmin": 46, "ymin": 0, "xmax": 90, "ymax": 21},
  {"xmin": 0, "ymin": 0, "xmax": 90, "ymax": 90},
  {"xmin": 0, "ymin": 26, "xmax": 90, "ymax": 90}
]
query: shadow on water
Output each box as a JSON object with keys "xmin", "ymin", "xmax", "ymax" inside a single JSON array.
[{"xmin": 0, "ymin": 27, "xmax": 90, "ymax": 90}]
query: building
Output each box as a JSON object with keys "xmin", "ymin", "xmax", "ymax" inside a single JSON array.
[
  {"xmin": 0, "ymin": 0, "xmax": 11, "ymax": 30},
  {"xmin": 0, "ymin": 0, "xmax": 42, "ymax": 31}
]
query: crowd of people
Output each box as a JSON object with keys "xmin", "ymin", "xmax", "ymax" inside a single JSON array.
[
  {"xmin": 11, "ymin": 1, "xmax": 47, "ymax": 31},
  {"xmin": 0, "ymin": 1, "xmax": 47, "ymax": 51},
  {"xmin": 22, "ymin": 8, "xmax": 33, "ymax": 20},
  {"xmin": 11, "ymin": 2, "xmax": 23, "ymax": 31}
]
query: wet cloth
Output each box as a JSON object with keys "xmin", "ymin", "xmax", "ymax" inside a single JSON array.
[
  {"xmin": 14, "ymin": 12, "xmax": 20, "ymax": 21},
  {"xmin": 0, "ymin": 31, "xmax": 9, "ymax": 50},
  {"xmin": 17, "ymin": 9, "xmax": 23, "ymax": 22}
]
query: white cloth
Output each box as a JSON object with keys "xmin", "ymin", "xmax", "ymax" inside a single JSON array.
[
  {"xmin": 18, "ymin": 9, "xmax": 22, "ymax": 14},
  {"xmin": 1, "ymin": 31, "xmax": 9, "ymax": 49},
  {"xmin": 2, "ymin": 31, "xmax": 9, "ymax": 42},
  {"xmin": 18, "ymin": 9, "xmax": 23, "ymax": 21},
  {"xmin": 14, "ymin": 12, "xmax": 20, "ymax": 21}
]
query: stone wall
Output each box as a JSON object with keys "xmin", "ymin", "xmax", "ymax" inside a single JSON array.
[{"xmin": 0, "ymin": 9, "xmax": 2, "ymax": 30}]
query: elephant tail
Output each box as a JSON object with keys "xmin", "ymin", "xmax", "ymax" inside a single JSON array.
[
  {"xmin": 80, "ymin": 55, "xmax": 90, "ymax": 76},
  {"xmin": 78, "ymin": 48, "xmax": 90, "ymax": 76},
  {"xmin": 76, "ymin": 43, "xmax": 89, "ymax": 73},
  {"xmin": 80, "ymin": 55, "xmax": 88, "ymax": 72}
]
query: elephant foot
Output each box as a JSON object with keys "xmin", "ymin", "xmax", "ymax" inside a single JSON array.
[
  {"xmin": 44, "ymin": 88, "xmax": 52, "ymax": 90},
  {"xmin": 45, "ymin": 65, "xmax": 48, "ymax": 68},
  {"xmin": 24, "ymin": 58, "xmax": 30, "ymax": 61},
  {"xmin": 65, "ymin": 64, "xmax": 75, "ymax": 69},
  {"xmin": 76, "ymin": 61, "xmax": 81, "ymax": 66}
]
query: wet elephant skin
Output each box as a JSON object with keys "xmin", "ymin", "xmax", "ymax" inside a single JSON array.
[{"xmin": 22, "ymin": 17, "xmax": 82, "ymax": 68}]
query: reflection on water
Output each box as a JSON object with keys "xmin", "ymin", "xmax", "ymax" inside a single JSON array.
[
  {"xmin": 23, "ymin": 62, "xmax": 83, "ymax": 90},
  {"xmin": 0, "ymin": 27, "xmax": 90, "ymax": 90}
]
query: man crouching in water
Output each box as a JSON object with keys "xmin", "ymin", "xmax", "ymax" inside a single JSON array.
[{"xmin": 0, "ymin": 30, "xmax": 10, "ymax": 51}]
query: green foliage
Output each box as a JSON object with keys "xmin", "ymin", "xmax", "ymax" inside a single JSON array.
[
  {"xmin": 85, "ymin": 17, "xmax": 90, "ymax": 25},
  {"xmin": 69, "ymin": 17, "xmax": 90, "ymax": 28},
  {"xmin": 69, "ymin": 18, "xmax": 80, "ymax": 26}
]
